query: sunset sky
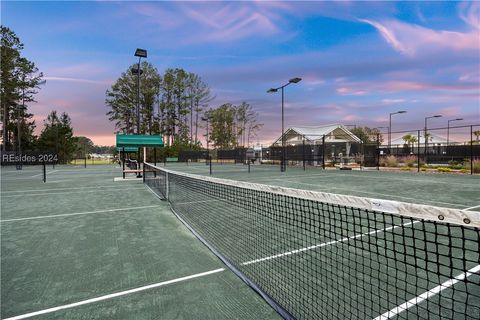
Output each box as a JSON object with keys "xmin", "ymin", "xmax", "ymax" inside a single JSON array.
[{"xmin": 2, "ymin": 1, "xmax": 479, "ymax": 146}]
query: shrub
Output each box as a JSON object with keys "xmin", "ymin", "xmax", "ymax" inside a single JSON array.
[
  {"xmin": 461, "ymin": 160, "xmax": 480, "ymax": 173},
  {"xmin": 460, "ymin": 169, "xmax": 469, "ymax": 174},
  {"xmin": 437, "ymin": 167, "xmax": 452, "ymax": 173},
  {"xmin": 400, "ymin": 167, "xmax": 411, "ymax": 171},
  {"xmin": 448, "ymin": 160, "xmax": 463, "ymax": 169},
  {"xmin": 382, "ymin": 155, "xmax": 398, "ymax": 167},
  {"xmin": 403, "ymin": 156, "xmax": 417, "ymax": 168}
]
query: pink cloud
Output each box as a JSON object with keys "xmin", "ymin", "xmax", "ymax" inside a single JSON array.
[
  {"xmin": 338, "ymin": 80, "xmax": 477, "ymax": 94},
  {"xmin": 177, "ymin": 3, "xmax": 282, "ymax": 43},
  {"xmin": 85, "ymin": 135, "xmax": 116, "ymax": 146},
  {"xmin": 359, "ymin": 19, "xmax": 413, "ymax": 55},
  {"xmin": 359, "ymin": 3, "xmax": 480, "ymax": 56},
  {"xmin": 382, "ymin": 99, "xmax": 406, "ymax": 104},
  {"xmin": 129, "ymin": 3, "xmax": 181, "ymax": 28},
  {"xmin": 336, "ymin": 87, "xmax": 368, "ymax": 96},
  {"xmin": 342, "ymin": 114, "xmax": 361, "ymax": 122},
  {"xmin": 459, "ymin": 1, "xmax": 480, "ymax": 30}
]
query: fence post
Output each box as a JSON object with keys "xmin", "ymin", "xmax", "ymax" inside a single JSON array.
[
  {"xmin": 417, "ymin": 130, "xmax": 420, "ymax": 173},
  {"xmin": 143, "ymin": 162, "xmax": 145, "ymax": 183},
  {"xmin": 302, "ymin": 139, "xmax": 306, "ymax": 171},
  {"xmin": 471, "ymin": 125, "xmax": 474, "ymax": 175},
  {"xmin": 376, "ymin": 133, "xmax": 380, "ymax": 171},
  {"xmin": 84, "ymin": 156, "xmax": 87, "ymax": 168},
  {"xmin": 322, "ymin": 135, "xmax": 326, "ymax": 170},
  {"xmin": 209, "ymin": 156, "xmax": 212, "ymax": 175}
]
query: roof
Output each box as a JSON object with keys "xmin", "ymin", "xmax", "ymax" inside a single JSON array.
[
  {"xmin": 116, "ymin": 134, "xmax": 164, "ymax": 148},
  {"xmin": 272, "ymin": 124, "xmax": 361, "ymax": 145},
  {"xmin": 388, "ymin": 132, "xmax": 448, "ymax": 145}
]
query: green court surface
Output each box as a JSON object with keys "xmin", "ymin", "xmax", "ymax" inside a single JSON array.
[
  {"xmin": 160, "ymin": 162, "xmax": 480, "ymax": 212},
  {"xmin": 1, "ymin": 165, "xmax": 280, "ymax": 320},
  {"xmin": 145, "ymin": 162, "xmax": 480, "ymax": 319}
]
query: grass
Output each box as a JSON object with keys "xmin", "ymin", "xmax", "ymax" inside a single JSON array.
[{"xmin": 69, "ymin": 158, "xmax": 115, "ymax": 165}]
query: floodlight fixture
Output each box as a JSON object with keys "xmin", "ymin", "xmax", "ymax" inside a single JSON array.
[{"xmin": 134, "ymin": 48, "xmax": 147, "ymax": 58}]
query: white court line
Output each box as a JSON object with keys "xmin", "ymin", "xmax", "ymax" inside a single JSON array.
[
  {"xmin": 184, "ymin": 166, "xmax": 480, "ymax": 187},
  {"xmin": 465, "ymin": 204, "xmax": 480, "ymax": 211},
  {"xmin": 373, "ymin": 264, "xmax": 480, "ymax": 320},
  {"xmin": 1, "ymin": 185, "xmax": 133, "ymax": 194},
  {"xmin": 251, "ymin": 178, "xmax": 469, "ymax": 209},
  {"xmin": 242, "ymin": 221, "xmax": 420, "ymax": 265},
  {"xmin": 0, "ymin": 205, "xmax": 161, "ymax": 222},
  {"xmin": 1, "ymin": 187, "xmax": 142, "ymax": 198},
  {"xmin": 30, "ymin": 170, "xmax": 58, "ymax": 178},
  {"xmin": 3, "ymin": 268, "xmax": 225, "ymax": 320}
]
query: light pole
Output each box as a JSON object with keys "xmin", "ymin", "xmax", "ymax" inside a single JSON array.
[
  {"xmin": 447, "ymin": 118, "xmax": 463, "ymax": 146},
  {"xmin": 133, "ymin": 48, "xmax": 147, "ymax": 134},
  {"xmin": 389, "ymin": 110, "xmax": 407, "ymax": 153},
  {"xmin": 424, "ymin": 115, "xmax": 442, "ymax": 163},
  {"xmin": 267, "ymin": 77, "xmax": 302, "ymax": 172}
]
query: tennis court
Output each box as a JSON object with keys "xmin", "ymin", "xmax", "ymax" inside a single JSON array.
[
  {"xmin": 1, "ymin": 165, "xmax": 280, "ymax": 320},
  {"xmin": 158, "ymin": 162, "xmax": 480, "ymax": 211},
  {"xmin": 144, "ymin": 162, "xmax": 479, "ymax": 319},
  {"xmin": 2, "ymin": 163, "xmax": 479, "ymax": 319}
]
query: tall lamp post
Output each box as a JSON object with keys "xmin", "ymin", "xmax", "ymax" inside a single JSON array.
[
  {"xmin": 447, "ymin": 118, "xmax": 463, "ymax": 146},
  {"xmin": 133, "ymin": 48, "xmax": 147, "ymax": 135},
  {"xmin": 389, "ymin": 110, "xmax": 407, "ymax": 153},
  {"xmin": 424, "ymin": 115, "xmax": 442, "ymax": 163},
  {"xmin": 267, "ymin": 77, "xmax": 302, "ymax": 172}
]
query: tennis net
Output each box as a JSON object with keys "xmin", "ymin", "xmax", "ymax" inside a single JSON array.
[{"xmin": 144, "ymin": 162, "xmax": 479, "ymax": 320}]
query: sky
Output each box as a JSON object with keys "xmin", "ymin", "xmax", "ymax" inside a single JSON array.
[{"xmin": 1, "ymin": 0, "xmax": 479, "ymax": 146}]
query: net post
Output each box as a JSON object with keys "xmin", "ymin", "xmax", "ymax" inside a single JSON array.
[
  {"xmin": 43, "ymin": 160, "xmax": 46, "ymax": 183},
  {"xmin": 165, "ymin": 172, "xmax": 169, "ymax": 200},
  {"xmin": 122, "ymin": 147, "xmax": 125, "ymax": 179},
  {"xmin": 471, "ymin": 125, "xmax": 473, "ymax": 175},
  {"xmin": 322, "ymin": 135, "xmax": 325, "ymax": 170},
  {"xmin": 248, "ymin": 159, "xmax": 251, "ymax": 173},
  {"xmin": 142, "ymin": 162, "xmax": 146, "ymax": 183},
  {"xmin": 417, "ymin": 130, "xmax": 420, "ymax": 173},
  {"xmin": 154, "ymin": 148, "xmax": 157, "ymax": 166}
]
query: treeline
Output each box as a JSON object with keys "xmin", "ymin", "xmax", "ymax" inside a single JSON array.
[
  {"xmin": 106, "ymin": 64, "xmax": 262, "ymax": 151},
  {"xmin": 0, "ymin": 26, "xmax": 109, "ymax": 162},
  {"xmin": 1, "ymin": 26, "xmax": 43, "ymax": 152}
]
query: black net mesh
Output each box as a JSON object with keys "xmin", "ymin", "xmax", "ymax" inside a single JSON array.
[{"xmin": 144, "ymin": 163, "xmax": 480, "ymax": 320}]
